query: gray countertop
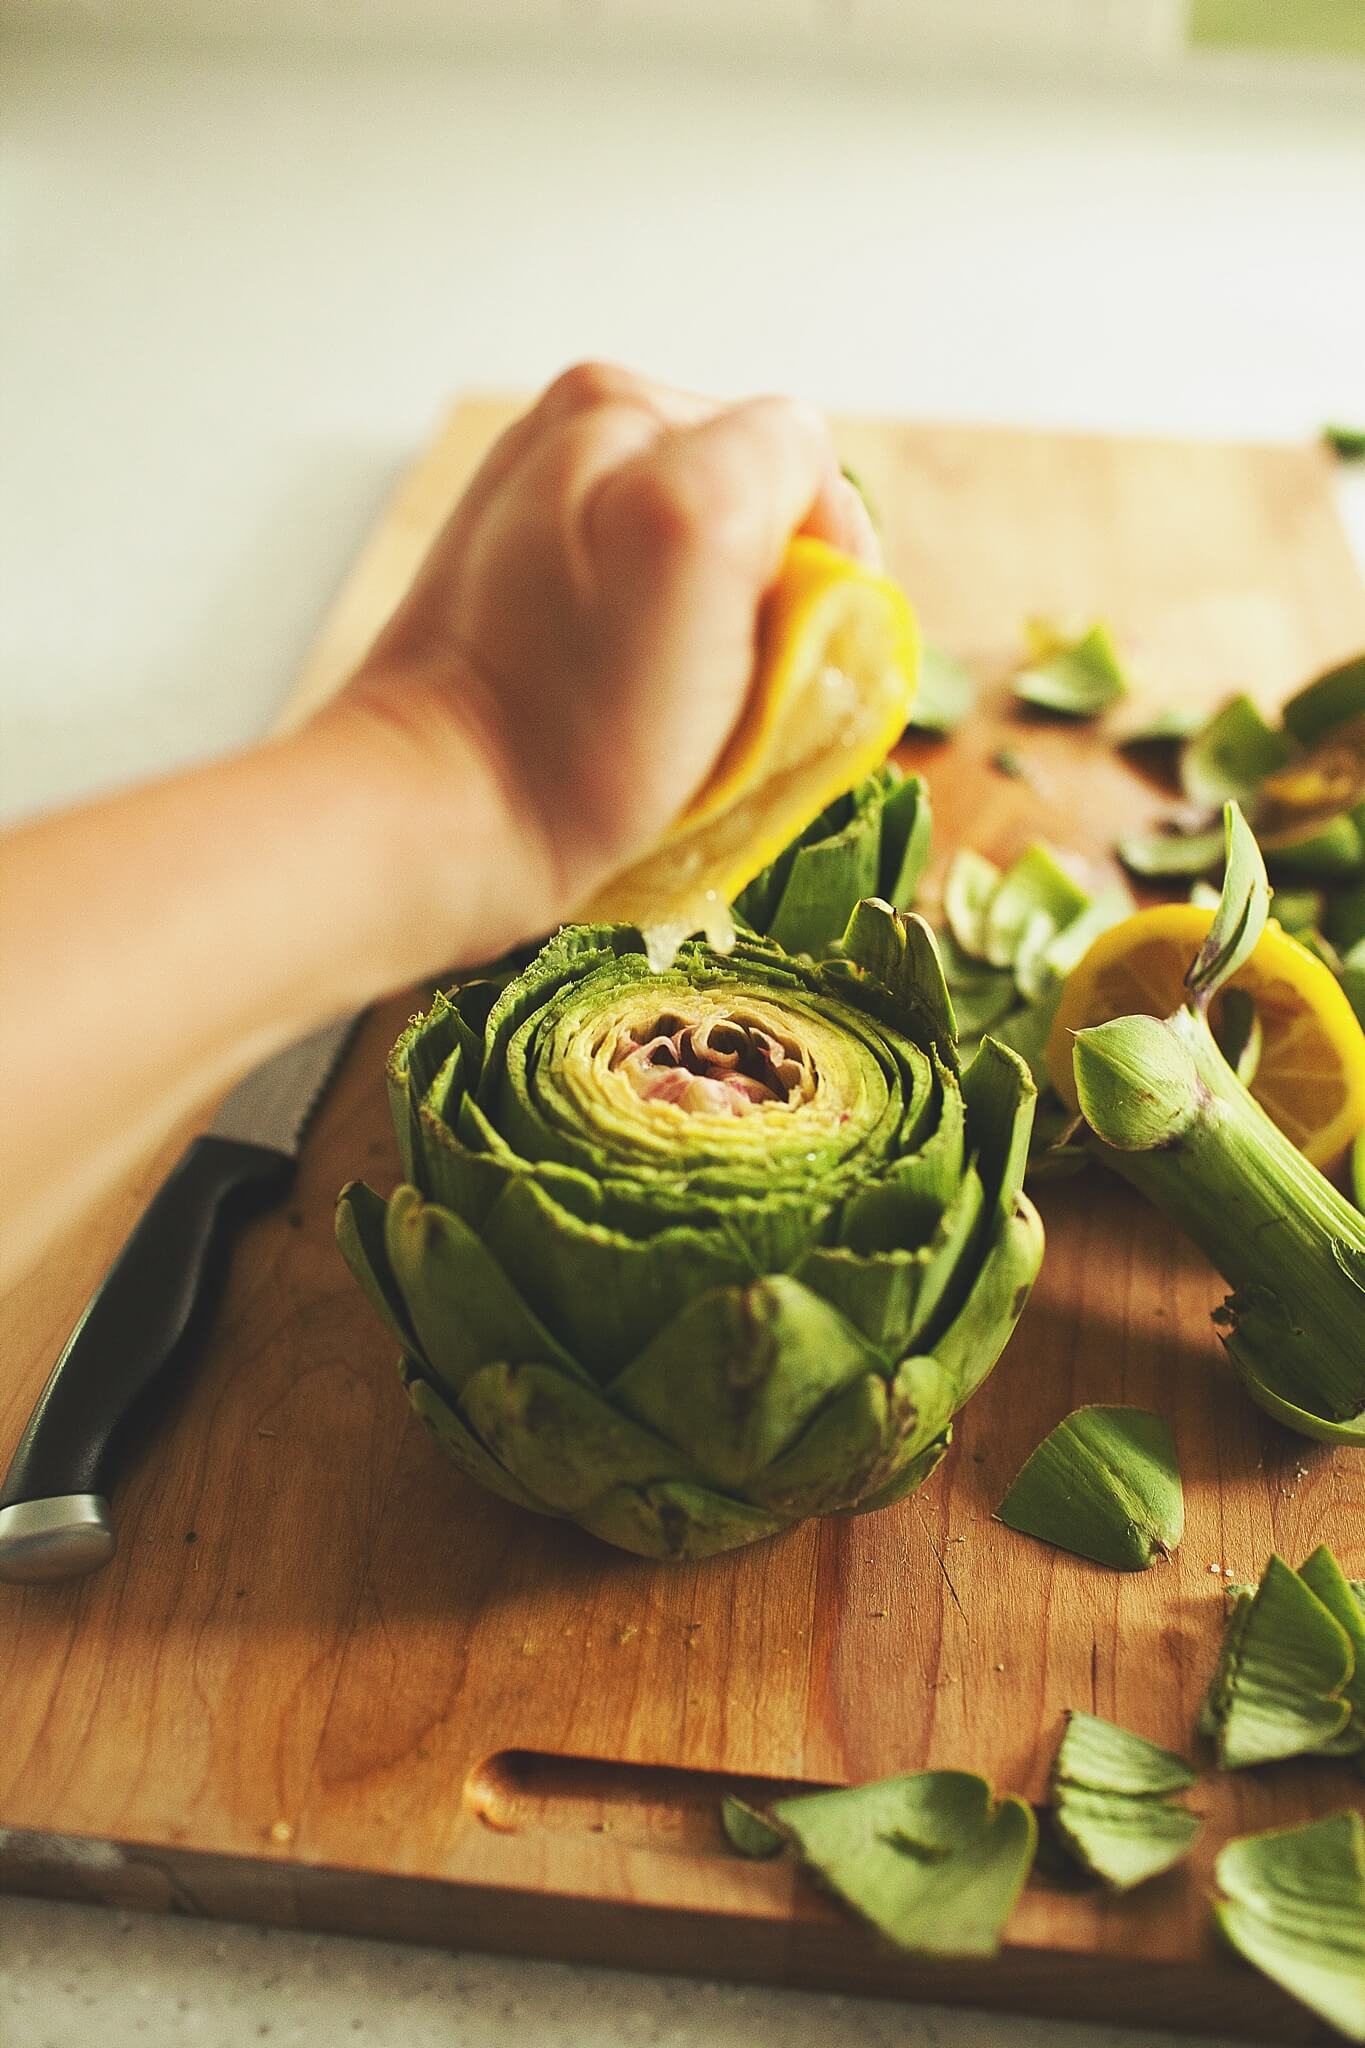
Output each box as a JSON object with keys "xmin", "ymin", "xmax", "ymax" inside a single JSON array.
[{"xmin": 2, "ymin": 1897, "xmax": 1253, "ymax": 2048}]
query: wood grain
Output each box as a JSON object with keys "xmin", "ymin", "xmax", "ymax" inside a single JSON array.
[{"xmin": 3, "ymin": 404, "xmax": 1364, "ymax": 2040}]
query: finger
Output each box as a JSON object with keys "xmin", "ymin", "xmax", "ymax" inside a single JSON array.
[
  {"xmin": 462, "ymin": 362, "xmax": 722, "ymax": 521},
  {"xmin": 802, "ymin": 473, "xmax": 883, "ymax": 569},
  {"xmin": 583, "ymin": 394, "xmax": 841, "ymax": 596}
]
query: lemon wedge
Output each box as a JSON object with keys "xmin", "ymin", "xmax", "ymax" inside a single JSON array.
[
  {"xmin": 575, "ymin": 536, "xmax": 919, "ymax": 968},
  {"xmin": 1046, "ymin": 902, "xmax": 1365, "ymax": 1170}
]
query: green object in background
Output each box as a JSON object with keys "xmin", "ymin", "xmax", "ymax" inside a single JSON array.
[{"xmin": 1190, "ymin": 0, "xmax": 1365, "ymax": 60}]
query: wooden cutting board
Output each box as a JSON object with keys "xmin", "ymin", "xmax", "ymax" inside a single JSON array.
[{"xmin": 3, "ymin": 404, "xmax": 1364, "ymax": 2041}]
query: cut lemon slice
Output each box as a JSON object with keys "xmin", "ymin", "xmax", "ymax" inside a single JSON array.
[
  {"xmin": 1045, "ymin": 902, "xmax": 1365, "ymax": 1169},
  {"xmin": 576, "ymin": 536, "xmax": 919, "ymax": 967}
]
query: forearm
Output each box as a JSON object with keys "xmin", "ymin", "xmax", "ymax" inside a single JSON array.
[{"xmin": 0, "ymin": 710, "xmax": 523, "ymax": 1286}]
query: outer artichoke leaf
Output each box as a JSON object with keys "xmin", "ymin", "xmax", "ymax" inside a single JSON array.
[
  {"xmin": 335, "ymin": 1181, "xmax": 418, "ymax": 1355},
  {"xmin": 847, "ymin": 1423, "xmax": 951, "ymax": 1515},
  {"xmin": 721, "ymin": 1796, "xmax": 785, "ymax": 1859},
  {"xmin": 770, "ymin": 1770, "xmax": 1037, "ymax": 1958},
  {"xmin": 1213, "ymin": 1812, "xmax": 1365, "ymax": 2043},
  {"xmin": 405, "ymin": 1372, "xmax": 545, "ymax": 1512},
  {"xmin": 878, "ymin": 771, "xmax": 932, "ymax": 909},
  {"xmin": 757, "ymin": 1352, "xmax": 956, "ymax": 1516},
  {"xmin": 1047, "ymin": 1711, "xmax": 1200, "ymax": 1892},
  {"xmin": 577, "ymin": 1480, "xmax": 786, "ymax": 1561},
  {"xmin": 750, "ymin": 1369, "xmax": 902, "ymax": 1518},
  {"xmin": 459, "ymin": 1361, "xmax": 690, "ymax": 1512},
  {"xmin": 996, "ymin": 1405, "xmax": 1184, "ymax": 1571},
  {"xmin": 384, "ymin": 1185, "xmax": 586, "ymax": 1395},
  {"xmin": 482, "ymin": 1173, "xmax": 756, "ymax": 1382},
  {"xmin": 610, "ymin": 1277, "xmax": 886, "ymax": 1490},
  {"xmin": 421, "ymin": 1100, "xmax": 608, "ymax": 1234},
  {"xmin": 1203, "ymin": 1554, "xmax": 1353, "ymax": 1770},
  {"xmin": 930, "ymin": 1190, "xmax": 1044, "ymax": 1405}
]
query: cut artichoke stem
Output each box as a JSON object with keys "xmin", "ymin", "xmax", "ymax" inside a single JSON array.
[{"xmin": 1075, "ymin": 1005, "xmax": 1365, "ymax": 1438}]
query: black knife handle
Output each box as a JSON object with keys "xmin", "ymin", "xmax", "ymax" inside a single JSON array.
[{"xmin": 0, "ymin": 1135, "xmax": 293, "ymax": 1579}]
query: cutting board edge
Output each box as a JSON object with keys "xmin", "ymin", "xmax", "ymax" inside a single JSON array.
[{"xmin": 0, "ymin": 1827, "xmax": 1325, "ymax": 2045}]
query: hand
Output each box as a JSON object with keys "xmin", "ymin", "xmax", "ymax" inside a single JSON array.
[{"xmin": 325, "ymin": 362, "xmax": 879, "ymax": 956}]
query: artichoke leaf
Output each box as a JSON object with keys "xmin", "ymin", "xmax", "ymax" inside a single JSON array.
[
  {"xmin": 751, "ymin": 1354, "xmax": 951, "ymax": 1519},
  {"xmin": 405, "ymin": 1373, "xmax": 544, "ymax": 1513},
  {"xmin": 1213, "ymin": 1812, "xmax": 1365, "ymax": 2043},
  {"xmin": 847, "ymin": 1424, "xmax": 952, "ymax": 1515},
  {"xmin": 336, "ymin": 1181, "xmax": 419, "ymax": 1355},
  {"xmin": 610, "ymin": 1277, "xmax": 888, "ymax": 1491},
  {"xmin": 929, "ymin": 1190, "xmax": 1043, "ymax": 1405},
  {"xmin": 996, "ymin": 1406, "xmax": 1184, "ymax": 1571},
  {"xmin": 1297, "ymin": 1545, "xmax": 1365, "ymax": 1756},
  {"xmin": 909, "ymin": 645, "xmax": 977, "ymax": 734},
  {"xmin": 721, "ymin": 1796, "xmax": 785, "ymax": 1860},
  {"xmin": 1013, "ymin": 620, "xmax": 1128, "ymax": 719},
  {"xmin": 460, "ymin": 1360, "xmax": 691, "ymax": 1512},
  {"xmin": 980, "ymin": 845, "xmax": 1091, "ymax": 972},
  {"xmin": 577, "ymin": 1480, "xmax": 785, "ymax": 1561},
  {"xmin": 385, "ymin": 1184, "xmax": 586, "ymax": 1395},
  {"xmin": 1201, "ymin": 1554, "xmax": 1354, "ymax": 1770},
  {"xmin": 836, "ymin": 899, "xmax": 958, "ymax": 1056},
  {"xmin": 482, "ymin": 1173, "xmax": 756, "ymax": 1382},
  {"xmin": 1181, "ymin": 694, "xmax": 1291, "ymax": 809},
  {"xmin": 770, "ymin": 1770, "xmax": 1036, "ymax": 1958},
  {"xmin": 1047, "ymin": 1710, "xmax": 1200, "ymax": 1891},
  {"xmin": 944, "ymin": 848, "xmax": 1002, "ymax": 959}
]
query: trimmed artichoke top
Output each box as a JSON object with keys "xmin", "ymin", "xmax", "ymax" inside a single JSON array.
[{"xmin": 339, "ymin": 903, "xmax": 1043, "ymax": 1561}]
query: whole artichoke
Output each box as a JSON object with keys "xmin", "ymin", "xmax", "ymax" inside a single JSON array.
[{"xmin": 338, "ymin": 898, "xmax": 1042, "ymax": 1559}]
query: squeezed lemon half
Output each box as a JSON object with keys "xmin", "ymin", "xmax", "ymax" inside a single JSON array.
[{"xmin": 575, "ymin": 536, "xmax": 919, "ymax": 968}]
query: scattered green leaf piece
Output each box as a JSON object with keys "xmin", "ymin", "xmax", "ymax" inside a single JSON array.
[
  {"xmin": 944, "ymin": 848, "xmax": 1002, "ymax": 958},
  {"xmin": 981, "ymin": 844, "xmax": 1090, "ymax": 971},
  {"xmin": 1213, "ymin": 1811, "xmax": 1365, "ymax": 2042},
  {"xmin": 1269, "ymin": 885, "xmax": 1325, "ymax": 935},
  {"xmin": 1185, "ymin": 803, "xmax": 1270, "ymax": 1003},
  {"xmin": 992, "ymin": 747, "xmax": 1025, "ymax": 779},
  {"xmin": 1281, "ymin": 653, "xmax": 1365, "ymax": 750},
  {"xmin": 1324, "ymin": 424, "xmax": 1365, "ymax": 460},
  {"xmin": 996, "ymin": 1405, "xmax": 1184, "ymax": 1571},
  {"xmin": 1201, "ymin": 1554, "xmax": 1354, "ymax": 1770},
  {"xmin": 1297, "ymin": 1546, "xmax": 1365, "ymax": 1757},
  {"xmin": 1014, "ymin": 620, "xmax": 1129, "ymax": 719},
  {"xmin": 770, "ymin": 1770, "xmax": 1036, "ymax": 1957},
  {"xmin": 721, "ymin": 1794, "xmax": 785, "ymax": 1859},
  {"xmin": 1037, "ymin": 885, "xmax": 1134, "ymax": 984},
  {"xmin": 1181, "ymin": 694, "xmax": 1291, "ymax": 808},
  {"xmin": 1048, "ymin": 1710, "xmax": 1200, "ymax": 1890},
  {"xmin": 911, "ymin": 645, "xmax": 978, "ymax": 734},
  {"xmin": 1118, "ymin": 703, "xmax": 1207, "ymax": 750},
  {"xmin": 1117, "ymin": 824, "xmax": 1224, "ymax": 879},
  {"xmin": 1266, "ymin": 810, "xmax": 1365, "ymax": 881}
]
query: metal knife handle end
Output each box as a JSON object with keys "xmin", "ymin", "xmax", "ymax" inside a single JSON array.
[{"xmin": 0, "ymin": 1493, "xmax": 115, "ymax": 1584}]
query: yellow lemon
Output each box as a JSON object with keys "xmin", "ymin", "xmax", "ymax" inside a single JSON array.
[
  {"xmin": 576, "ymin": 536, "xmax": 918, "ymax": 967},
  {"xmin": 1046, "ymin": 902, "xmax": 1365, "ymax": 1169}
]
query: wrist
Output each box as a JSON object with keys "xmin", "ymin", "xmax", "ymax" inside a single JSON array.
[{"xmin": 288, "ymin": 690, "xmax": 563, "ymax": 996}]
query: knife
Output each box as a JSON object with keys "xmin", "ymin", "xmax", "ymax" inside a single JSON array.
[{"xmin": 0, "ymin": 1011, "xmax": 362, "ymax": 1586}]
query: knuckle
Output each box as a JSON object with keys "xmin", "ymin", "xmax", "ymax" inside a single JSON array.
[
  {"xmin": 600, "ymin": 464, "xmax": 702, "ymax": 560},
  {"xmin": 543, "ymin": 359, "xmax": 636, "ymax": 415}
]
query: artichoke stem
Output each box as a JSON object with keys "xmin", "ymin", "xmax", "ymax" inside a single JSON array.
[{"xmin": 1074, "ymin": 1007, "xmax": 1365, "ymax": 1430}]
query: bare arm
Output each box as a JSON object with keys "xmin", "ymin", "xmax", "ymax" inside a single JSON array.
[{"xmin": 0, "ymin": 365, "xmax": 874, "ymax": 1287}]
